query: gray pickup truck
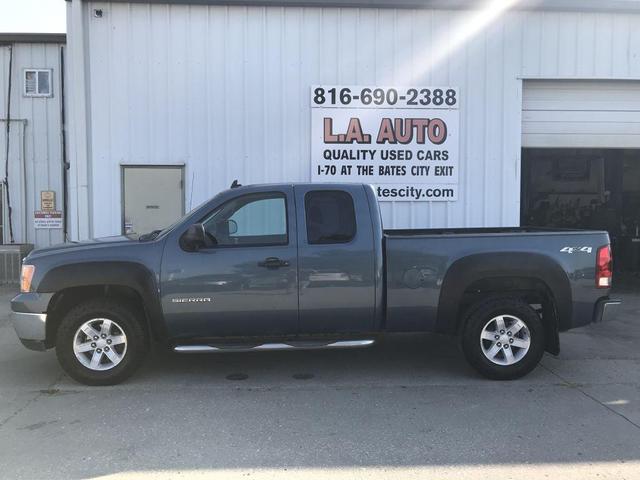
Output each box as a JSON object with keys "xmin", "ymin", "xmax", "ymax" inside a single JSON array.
[{"xmin": 11, "ymin": 183, "xmax": 620, "ymax": 385}]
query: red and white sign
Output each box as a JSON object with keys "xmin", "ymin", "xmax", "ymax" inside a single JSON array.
[
  {"xmin": 311, "ymin": 85, "xmax": 460, "ymax": 201},
  {"xmin": 34, "ymin": 210, "xmax": 63, "ymax": 229}
]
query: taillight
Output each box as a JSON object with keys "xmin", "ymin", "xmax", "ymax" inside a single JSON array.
[{"xmin": 596, "ymin": 245, "xmax": 612, "ymax": 288}]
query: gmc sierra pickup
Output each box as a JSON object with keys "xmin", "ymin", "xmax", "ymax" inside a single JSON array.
[{"xmin": 11, "ymin": 183, "xmax": 620, "ymax": 385}]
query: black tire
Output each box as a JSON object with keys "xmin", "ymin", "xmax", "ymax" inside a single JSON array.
[
  {"xmin": 55, "ymin": 299, "xmax": 148, "ymax": 386},
  {"xmin": 461, "ymin": 297, "xmax": 545, "ymax": 380}
]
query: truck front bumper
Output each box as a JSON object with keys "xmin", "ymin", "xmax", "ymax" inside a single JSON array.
[
  {"xmin": 10, "ymin": 311, "xmax": 48, "ymax": 351},
  {"xmin": 593, "ymin": 297, "xmax": 622, "ymax": 324},
  {"xmin": 10, "ymin": 292, "xmax": 54, "ymax": 351}
]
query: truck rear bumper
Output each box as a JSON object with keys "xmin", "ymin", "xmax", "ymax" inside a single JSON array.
[{"xmin": 593, "ymin": 298, "xmax": 622, "ymax": 324}]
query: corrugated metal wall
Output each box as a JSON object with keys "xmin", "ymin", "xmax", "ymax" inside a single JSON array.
[
  {"xmin": 73, "ymin": 3, "xmax": 640, "ymax": 236},
  {"xmin": 0, "ymin": 42, "xmax": 65, "ymax": 246}
]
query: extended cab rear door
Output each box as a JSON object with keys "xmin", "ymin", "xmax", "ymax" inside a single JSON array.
[{"xmin": 294, "ymin": 185, "xmax": 376, "ymax": 334}]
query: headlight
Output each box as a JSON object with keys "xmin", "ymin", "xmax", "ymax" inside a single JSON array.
[{"xmin": 20, "ymin": 265, "xmax": 35, "ymax": 293}]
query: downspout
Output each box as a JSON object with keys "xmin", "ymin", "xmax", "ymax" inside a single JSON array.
[
  {"xmin": 3, "ymin": 44, "xmax": 15, "ymax": 243},
  {"xmin": 60, "ymin": 45, "xmax": 69, "ymax": 240},
  {"xmin": 21, "ymin": 117, "xmax": 27, "ymax": 242}
]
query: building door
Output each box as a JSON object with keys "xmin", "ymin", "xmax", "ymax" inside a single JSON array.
[
  {"xmin": 521, "ymin": 80, "xmax": 640, "ymax": 277},
  {"xmin": 122, "ymin": 166, "xmax": 184, "ymax": 236}
]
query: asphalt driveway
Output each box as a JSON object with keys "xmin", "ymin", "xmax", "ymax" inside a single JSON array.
[{"xmin": 0, "ymin": 286, "xmax": 639, "ymax": 479}]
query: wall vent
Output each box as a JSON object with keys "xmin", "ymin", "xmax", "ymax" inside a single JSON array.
[{"xmin": 0, "ymin": 244, "xmax": 33, "ymax": 284}]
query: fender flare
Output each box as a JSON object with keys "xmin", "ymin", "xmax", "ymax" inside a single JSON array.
[
  {"xmin": 37, "ymin": 261, "xmax": 167, "ymax": 342},
  {"xmin": 436, "ymin": 252, "xmax": 572, "ymax": 336}
]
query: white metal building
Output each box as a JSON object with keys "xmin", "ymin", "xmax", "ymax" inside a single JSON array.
[
  {"xmin": 9, "ymin": 1, "xmax": 640, "ymax": 274},
  {"xmin": 0, "ymin": 33, "xmax": 66, "ymax": 247},
  {"xmin": 63, "ymin": 0, "xmax": 640, "ymax": 243}
]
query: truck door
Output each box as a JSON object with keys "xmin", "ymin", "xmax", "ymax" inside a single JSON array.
[
  {"xmin": 294, "ymin": 185, "xmax": 376, "ymax": 333},
  {"xmin": 160, "ymin": 186, "xmax": 298, "ymax": 338}
]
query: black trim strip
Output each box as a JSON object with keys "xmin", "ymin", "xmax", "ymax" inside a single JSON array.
[{"xmin": 0, "ymin": 33, "xmax": 66, "ymax": 44}]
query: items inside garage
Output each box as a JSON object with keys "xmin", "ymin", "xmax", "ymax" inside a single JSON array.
[{"xmin": 521, "ymin": 148, "xmax": 640, "ymax": 274}]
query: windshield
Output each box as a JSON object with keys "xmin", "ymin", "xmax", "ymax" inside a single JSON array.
[{"xmin": 137, "ymin": 197, "xmax": 214, "ymax": 242}]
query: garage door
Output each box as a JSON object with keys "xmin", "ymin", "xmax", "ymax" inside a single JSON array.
[{"xmin": 522, "ymin": 80, "xmax": 640, "ymax": 148}]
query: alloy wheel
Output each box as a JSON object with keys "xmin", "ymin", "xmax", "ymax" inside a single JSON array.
[
  {"xmin": 480, "ymin": 314, "xmax": 531, "ymax": 366},
  {"xmin": 73, "ymin": 318, "xmax": 128, "ymax": 371}
]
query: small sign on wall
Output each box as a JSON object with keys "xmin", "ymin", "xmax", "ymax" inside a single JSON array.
[
  {"xmin": 34, "ymin": 210, "xmax": 63, "ymax": 229},
  {"xmin": 40, "ymin": 190, "xmax": 56, "ymax": 211}
]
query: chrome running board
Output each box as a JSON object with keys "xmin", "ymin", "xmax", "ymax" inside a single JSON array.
[{"xmin": 174, "ymin": 339, "xmax": 375, "ymax": 353}]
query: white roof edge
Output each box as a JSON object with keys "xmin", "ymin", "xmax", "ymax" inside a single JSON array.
[{"xmin": 71, "ymin": 0, "xmax": 640, "ymax": 13}]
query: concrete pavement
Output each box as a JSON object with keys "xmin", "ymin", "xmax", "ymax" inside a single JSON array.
[{"xmin": 0, "ymin": 287, "xmax": 639, "ymax": 479}]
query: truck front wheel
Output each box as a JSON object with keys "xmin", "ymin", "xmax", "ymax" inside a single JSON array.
[
  {"xmin": 55, "ymin": 299, "xmax": 148, "ymax": 386},
  {"xmin": 461, "ymin": 297, "xmax": 545, "ymax": 380}
]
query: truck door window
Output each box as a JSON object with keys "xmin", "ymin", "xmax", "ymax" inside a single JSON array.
[
  {"xmin": 202, "ymin": 192, "xmax": 288, "ymax": 246},
  {"xmin": 305, "ymin": 191, "xmax": 356, "ymax": 244}
]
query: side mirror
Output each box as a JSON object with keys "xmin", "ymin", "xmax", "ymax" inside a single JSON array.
[
  {"xmin": 180, "ymin": 223, "xmax": 208, "ymax": 252},
  {"xmin": 227, "ymin": 219, "xmax": 238, "ymax": 235}
]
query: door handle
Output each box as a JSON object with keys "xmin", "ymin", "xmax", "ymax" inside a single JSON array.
[{"xmin": 258, "ymin": 257, "xmax": 290, "ymax": 269}]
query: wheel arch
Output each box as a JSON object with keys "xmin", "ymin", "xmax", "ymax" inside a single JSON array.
[
  {"xmin": 436, "ymin": 252, "xmax": 571, "ymax": 355},
  {"xmin": 39, "ymin": 262, "xmax": 166, "ymax": 348}
]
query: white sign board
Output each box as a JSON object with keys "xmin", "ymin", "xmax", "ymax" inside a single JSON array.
[
  {"xmin": 34, "ymin": 210, "xmax": 63, "ymax": 229},
  {"xmin": 311, "ymin": 86, "xmax": 459, "ymax": 201}
]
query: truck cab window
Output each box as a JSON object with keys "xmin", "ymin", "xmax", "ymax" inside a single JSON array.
[
  {"xmin": 203, "ymin": 192, "xmax": 287, "ymax": 246},
  {"xmin": 305, "ymin": 190, "xmax": 356, "ymax": 244}
]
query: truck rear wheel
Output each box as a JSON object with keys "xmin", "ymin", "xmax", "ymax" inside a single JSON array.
[
  {"xmin": 461, "ymin": 297, "xmax": 545, "ymax": 380},
  {"xmin": 55, "ymin": 299, "xmax": 148, "ymax": 386}
]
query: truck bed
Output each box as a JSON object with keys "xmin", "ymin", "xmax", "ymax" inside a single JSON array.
[{"xmin": 383, "ymin": 227, "xmax": 611, "ymax": 334}]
